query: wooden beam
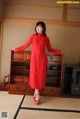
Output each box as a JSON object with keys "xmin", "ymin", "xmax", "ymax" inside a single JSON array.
[
  {"xmin": 4, "ymin": 2, "xmax": 80, "ymax": 9},
  {"xmin": 4, "ymin": 3, "xmax": 62, "ymax": 8},
  {"xmin": 62, "ymin": 4, "xmax": 68, "ymax": 21},
  {"xmin": 3, "ymin": 18, "xmax": 80, "ymax": 27}
]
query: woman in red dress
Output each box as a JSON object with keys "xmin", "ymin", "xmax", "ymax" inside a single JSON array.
[{"xmin": 13, "ymin": 21, "xmax": 63, "ymax": 104}]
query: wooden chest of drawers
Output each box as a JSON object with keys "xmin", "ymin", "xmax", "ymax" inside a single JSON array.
[{"xmin": 9, "ymin": 50, "xmax": 63, "ymax": 96}]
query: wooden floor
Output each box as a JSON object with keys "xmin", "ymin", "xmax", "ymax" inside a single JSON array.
[{"xmin": 0, "ymin": 91, "xmax": 80, "ymax": 119}]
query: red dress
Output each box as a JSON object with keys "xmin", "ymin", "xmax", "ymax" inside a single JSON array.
[{"xmin": 15, "ymin": 34, "xmax": 62, "ymax": 89}]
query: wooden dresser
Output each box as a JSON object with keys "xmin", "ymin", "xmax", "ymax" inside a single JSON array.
[{"xmin": 9, "ymin": 50, "xmax": 63, "ymax": 96}]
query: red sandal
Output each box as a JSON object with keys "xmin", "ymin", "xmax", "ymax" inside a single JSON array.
[{"xmin": 34, "ymin": 94, "xmax": 40, "ymax": 105}]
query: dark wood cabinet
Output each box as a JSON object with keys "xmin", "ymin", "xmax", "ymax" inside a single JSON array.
[
  {"xmin": 9, "ymin": 50, "xmax": 63, "ymax": 96},
  {"xmin": 62, "ymin": 65, "xmax": 80, "ymax": 97}
]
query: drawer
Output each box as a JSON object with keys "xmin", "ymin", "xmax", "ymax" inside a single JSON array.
[
  {"xmin": 11, "ymin": 76, "xmax": 29, "ymax": 83},
  {"xmin": 10, "ymin": 84, "xmax": 26, "ymax": 91},
  {"xmin": 41, "ymin": 87, "xmax": 61, "ymax": 96},
  {"xmin": 52, "ymin": 55, "xmax": 61, "ymax": 62},
  {"xmin": 44, "ymin": 87, "xmax": 60, "ymax": 92}
]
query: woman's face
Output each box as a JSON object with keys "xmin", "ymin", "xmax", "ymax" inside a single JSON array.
[{"xmin": 36, "ymin": 25, "xmax": 43, "ymax": 34}]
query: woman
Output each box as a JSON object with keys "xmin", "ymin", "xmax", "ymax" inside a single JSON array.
[{"xmin": 13, "ymin": 21, "xmax": 63, "ymax": 104}]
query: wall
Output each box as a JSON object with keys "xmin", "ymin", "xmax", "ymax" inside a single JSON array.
[
  {"xmin": 0, "ymin": 0, "xmax": 3, "ymax": 81},
  {"xmin": 1, "ymin": 0, "xmax": 80, "ymax": 80},
  {"xmin": 0, "ymin": 0, "xmax": 3, "ymax": 52}
]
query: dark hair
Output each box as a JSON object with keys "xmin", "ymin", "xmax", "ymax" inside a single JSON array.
[{"xmin": 35, "ymin": 21, "xmax": 47, "ymax": 36}]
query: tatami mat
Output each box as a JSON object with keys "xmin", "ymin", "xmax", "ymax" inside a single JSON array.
[
  {"xmin": 17, "ymin": 109, "xmax": 80, "ymax": 119},
  {"xmin": 0, "ymin": 91, "xmax": 23, "ymax": 119},
  {"xmin": 0, "ymin": 92, "xmax": 80, "ymax": 119},
  {"xmin": 21, "ymin": 95, "xmax": 80, "ymax": 111}
]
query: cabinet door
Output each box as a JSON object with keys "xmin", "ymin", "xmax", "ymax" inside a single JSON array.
[
  {"xmin": 62, "ymin": 66, "xmax": 73, "ymax": 95},
  {"xmin": 71, "ymin": 68, "xmax": 80, "ymax": 95}
]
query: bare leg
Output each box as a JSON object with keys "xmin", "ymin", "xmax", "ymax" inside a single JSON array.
[
  {"xmin": 35, "ymin": 89, "xmax": 39, "ymax": 94},
  {"xmin": 34, "ymin": 89, "xmax": 40, "ymax": 100}
]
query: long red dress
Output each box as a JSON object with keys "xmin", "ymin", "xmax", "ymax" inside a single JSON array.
[{"xmin": 15, "ymin": 33, "xmax": 62, "ymax": 89}]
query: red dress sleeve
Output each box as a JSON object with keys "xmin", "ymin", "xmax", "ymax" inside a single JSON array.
[
  {"xmin": 14, "ymin": 34, "xmax": 34, "ymax": 51},
  {"xmin": 46, "ymin": 37, "xmax": 62, "ymax": 55}
]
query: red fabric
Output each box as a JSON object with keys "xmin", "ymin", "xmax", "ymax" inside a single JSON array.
[{"xmin": 15, "ymin": 34, "xmax": 62, "ymax": 89}]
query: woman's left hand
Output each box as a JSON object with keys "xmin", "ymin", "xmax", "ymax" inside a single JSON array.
[{"xmin": 61, "ymin": 52, "xmax": 64, "ymax": 55}]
